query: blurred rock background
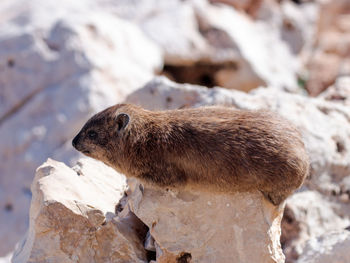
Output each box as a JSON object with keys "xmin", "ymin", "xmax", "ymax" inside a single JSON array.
[{"xmin": 0, "ymin": 0, "xmax": 349, "ymax": 262}]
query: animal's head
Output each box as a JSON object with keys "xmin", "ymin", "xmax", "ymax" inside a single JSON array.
[{"xmin": 72, "ymin": 104, "xmax": 131, "ymax": 170}]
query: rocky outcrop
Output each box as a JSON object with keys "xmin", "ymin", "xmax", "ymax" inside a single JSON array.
[
  {"xmin": 304, "ymin": 0, "xmax": 350, "ymax": 96},
  {"xmin": 319, "ymin": 76, "xmax": 350, "ymax": 106},
  {"xmin": 0, "ymin": 254, "xmax": 12, "ymax": 263},
  {"xmin": 128, "ymin": 182, "xmax": 284, "ymax": 263},
  {"xmin": 12, "ymin": 158, "xmax": 149, "ymax": 263},
  {"xmin": 13, "ymin": 158, "xmax": 285, "ymax": 263},
  {"xmin": 112, "ymin": 0, "xmax": 299, "ymax": 92},
  {"xmin": 281, "ymin": 191, "xmax": 350, "ymax": 262},
  {"xmin": 297, "ymin": 230, "xmax": 350, "ymax": 263},
  {"xmin": 0, "ymin": 1, "xmax": 162, "ymax": 254},
  {"xmin": 210, "ymin": 0, "xmax": 350, "ymax": 96}
]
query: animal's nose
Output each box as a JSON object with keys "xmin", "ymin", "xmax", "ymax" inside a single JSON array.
[{"xmin": 72, "ymin": 135, "xmax": 79, "ymax": 148}]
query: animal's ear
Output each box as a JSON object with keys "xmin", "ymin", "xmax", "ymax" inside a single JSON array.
[{"xmin": 116, "ymin": 113, "xmax": 130, "ymax": 132}]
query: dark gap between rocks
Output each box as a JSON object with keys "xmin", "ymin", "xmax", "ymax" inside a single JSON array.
[
  {"xmin": 281, "ymin": 206, "xmax": 301, "ymax": 263},
  {"xmin": 161, "ymin": 62, "xmax": 238, "ymax": 88},
  {"xmin": 7, "ymin": 58, "xmax": 15, "ymax": 67},
  {"xmin": 146, "ymin": 250, "xmax": 156, "ymax": 262},
  {"xmin": 4, "ymin": 203, "xmax": 13, "ymax": 212},
  {"xmin": 336, "ymin": 140, "xmax": 346, "ymax": 154},
  {"xmin": 176, "ymin": 252, "xmax": 192, "ymax": 263},
  {"xmin": 114, "ymin": 193, "xmax": 156, "ymax": 262}
]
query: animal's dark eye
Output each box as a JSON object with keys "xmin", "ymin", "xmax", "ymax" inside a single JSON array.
[{"xmin": 87, "ymin": 130, "xmax": 97, "ymax": 139}]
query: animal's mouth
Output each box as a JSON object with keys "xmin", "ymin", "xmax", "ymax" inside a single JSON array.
[{"xmin": 73, "ymin": 144, "xmax": 91, "ymax": 155}]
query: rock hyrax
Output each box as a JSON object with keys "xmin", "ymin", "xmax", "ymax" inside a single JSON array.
[{"xmin": 72, "ymin": 104, "xmax": 309, "ymax": 205}]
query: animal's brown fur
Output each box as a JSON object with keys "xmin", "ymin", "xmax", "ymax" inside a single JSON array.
[{"xmin": 72, "ymin": 104, "xmax": 309, "ymax": 205}]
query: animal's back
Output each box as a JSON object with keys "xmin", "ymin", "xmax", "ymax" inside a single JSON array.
[{"xmin": 141, "ymin": 106, "xmax": 309, "ymax": 204}]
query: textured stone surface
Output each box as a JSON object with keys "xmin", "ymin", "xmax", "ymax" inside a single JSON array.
[
  {"xmin": 12, "ymin": 158, "xmax": 286, "ymax": 263},
  {"xmin": 0, "ymin": 254, "xmax": 11, "ymax": 263},
  {"xmin": 0, "ymin": 2, "xmax": 162, "ymax": 254},
  {"xmin": 12, "ymin": 158, "xmax": 149, "ymax": 263},
  {"xmin": 127, "ymin": 182, "xmax": 285, "ymax": 263},
  {"xmin": 226, "ymin": 0, "xmax": 350, "ymax": 97},
  {"xmin": 282, "ymin": 191, "xmax": 350, "ymax": 262},
  {"xmin": 256, "ymin": 0, "xmax": 319, "ymax": 55},
  {"xmin": 195, "ymin": 0, "xmax": 299, "ymax": 91},
  {"xmin": 297, "ymin": 230, "xmax": 350, "ymax": 263},
  {"xmin": 209, "ymin": 0, "xmax": 264, "ymax": 17},
  {"xmin": 209, "ymin": 0, "xmax": 350, "ymax": 97},
  {"xmin": 305, "ymin": 0, "xmax": 350, "ymax": 95},
  {"xmin": 0, "ymin": 0, "xmax": 161, "ymax": 122},
  {"xmin": 319, "ymin": 76, "xmax": 350, "ymax": 106},
  {"xmin": 112, "ymin": 0, "xmax": 299, "ymax": 92}
]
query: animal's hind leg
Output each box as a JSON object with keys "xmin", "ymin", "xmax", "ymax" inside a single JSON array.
[{"xmin": 261, "ymin": 191, "xmax": 286, "ymax": 206}]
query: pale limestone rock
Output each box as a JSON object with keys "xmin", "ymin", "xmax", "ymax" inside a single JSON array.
[
  {"xmin": 193, "ymin": 1, "xmax": 300, "ymax": 92},
  {"xmin": 297, "ymin": 230, "xmax": 350, "ymax": 263},
  {"xmin": 0, "ymin": 253, "xmax": 12, "ymax": 263},
  {"xmin": 282, "ymin": 191, "xmax": 350, "ymax": 261},
  {"xmin": 0, "ymin": 0, "xmax": 161, "ymax": 121},
  {"xmin": 14, "ymin": 157, "xmax": 286, "ymax": 263},
  {"xmin": 127, "ymin": 182, "xmax": 285, "ymax": 263},
  {"xmin": 208, "ymin": 0, "xmax": 264, "ymax": 17},
  {"xmin": 12, "ymin": 158, "xmax": 149, "ymax": 263},
  {"xmin": 319, "ymin": 76, "xmax": 350, "ymax": 106},
  {"xmin": 0, "ymin": 2, "xmax": 162, "ymax": 254},
  {"xmin": 112, "ymin": 0, "xmax": 299, "ymax": 92},
  {"xmin": 111, "ymin": 0, "xmax": 240, "ymax": 66},
  {"xmin": 109, "ymin": 0, "xmax": 208, "ymax": 65},
  {"xmin": 256, "ymin": 0, "xmax": 319, "ymax": 55},
  {"xmin": 305, "ymin": 52, "xmax": 342, "ymax": 96},
  {"xmin": 305, "ymin": 0, "xmax": 350, "ymax": 95},
  {"xmin": 252, "ymin": 0, "xmax": 350, "ymax": 96}
]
